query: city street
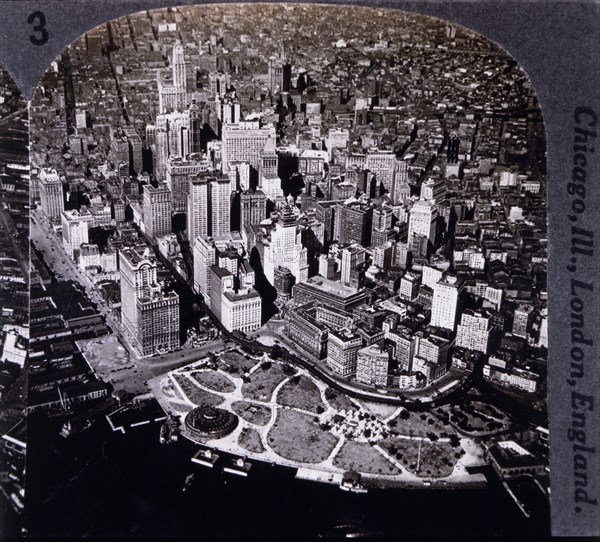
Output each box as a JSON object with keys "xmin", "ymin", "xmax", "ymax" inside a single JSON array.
[
  {"xmin": 30, "ymin": 207, "xmax": 227, "ymax": 390},
  {"xmin": 251, "ymin": 311, "xmax": 465, "ymax": 404}
]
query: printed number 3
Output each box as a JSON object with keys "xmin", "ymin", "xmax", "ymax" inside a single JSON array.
[{"xmin": 28, "ymin": 11, "xmax": 49, "ymax": 46}]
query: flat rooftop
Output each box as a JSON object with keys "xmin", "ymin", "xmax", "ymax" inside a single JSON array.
[{"xmin": 301, "ymin": 276, "xmax": 361, "ymax": 299}]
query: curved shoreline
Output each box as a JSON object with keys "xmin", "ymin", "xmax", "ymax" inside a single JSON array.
[
  {"xmin": 151, "ymin": 356, "xmax": 491, "ymax": 491},
  {"xmin": 180, "ymin": 429, "xmax": 489, "ymax": 491}
]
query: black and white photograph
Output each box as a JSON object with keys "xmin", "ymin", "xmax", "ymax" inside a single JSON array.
[
  {"xmin": 2, "ymin": 0, "xmax": 599, "ymax": 537},
  {"xmin": 19, "ymin": 3, "xmax": 553, "ymax": 537},
  {"xmin": 0, "ymin": 65, "xmax": 29, "ymax": 537}
]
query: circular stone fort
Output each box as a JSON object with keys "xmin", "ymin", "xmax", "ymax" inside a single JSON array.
[{"xmin": 185, "ymin": 405, "xmax": 239, "ymax": 440}]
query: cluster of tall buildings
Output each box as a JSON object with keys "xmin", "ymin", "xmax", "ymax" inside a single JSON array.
[
  {"xmin": 193, "ymin": 235, "xmax": 261, "ymax": 333},
  {"xmin": 30, "ymin": 6, "xmax": 547, "ymax": 392}
]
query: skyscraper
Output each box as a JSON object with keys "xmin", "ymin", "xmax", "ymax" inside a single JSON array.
[
  {"xmin": 156, "ymin": 111, "xmax": 191, "ymax": 159},
  {"xmin": 119, "ymin": 246, "xmax": 180, "ymax": 356},
  {"xmin": 208, "ymin": 71, "xmax": 231, "ymax": 98},
  {"xmin": 187, "ymin": 173, "xmax": 209, "ymax": 243},
  {"xmin": 208, "ymin": 251, "xmax": 261, "ymax": 333},
  {"xmin": 408, "ymin": 199, "xmax": 438, "ymax": 248},
  {"xmin": 356, "ymin": 344, "xmax": 389, "ymax": 387},
  {"xmin": 392, "ymin": 160, "xmax": 410, "ymax": 204},
  {"xmin": 240, "ymin": 189, "xmax": 267, "ymax": 232},
  {"xmin": 61, "ymin": 209, "xmax": 92, "ymax": 259},
  {"xmin": 430, "ymin": 275, "xmax": 464, "ymax": 330},
  {"xmin": 154, "ymin": 111, "xmax": 193, "ymax": 181},
  {"xmin": 273, "ymin": 266, "xmax": 295, "ymax": 302},
  {"xmin": 221, "ymin": 286, "xmax": 262, "ymax": 333},
  {"xmin": 420, "ymin": 177, "xmax": 446, "ymax": 204},
  {"xmin": 456, "ymin": 309, "xmax": 492, "ymax": 353},
  {"xmin": 258, "ymin": 135, "xmax": 283, "ymax": 201},
  {"xmin": 158, "ymin": 40, "xmax": 188, "ymax": 113},
  {"xmin": 38, "ymin": 168, "xmax": 64, "ymax": 220},
  {"xmin": 221, "ymin": 121, "xmax": 277, "ymax": 174},
  {"xmin": 215, "ymin": 95, "xmax": 241, "ymax": 136},
  {"xmin": 187, "ymin": 100, "xmax": 205, "ymax": 155},
  {"xmin": 341, "ymin": 244, "xmax": 366, "ymax": 286},
  {"xmin": 413, "ymin": 332, "xmax": 451, "ymax": 382},
  {"xmin": 263, "ymin": 205, "xmax": 308, "ymax": 286},
  {"xmin": 399, "ymin": 272, "xmax": 420, "ymax": 301},
  {"xmin": 267, "ymin": 57, "xmax": 292, "ymax": 94},
  {"xmin": 327, "ymin": 329, "xmax": 362, "ymax": 377},
  {"xmin": 143, "ymin": 183, "xmax": 172, "ymax": 239},
  {"xmin": 110, "ymin": 129, "xmax": 130, "ymax": 178},
  {"xmin": 336, "ymin": 201, "xmax": 373, "ymax": 247},
  {"xmin": 421, "ymin": 264, "xmax": 444, "ymax": 289},
  {"xmin": 187, "ymin": 171, "xmax": 231, "ymax": 243},
  {"xmin": 193, "ymin": 235, "xmax": 217, "ymax": 302},
  {"xmin": 172, "ymin": 40, "xmax": 186, "ymax": 90},
  {"xmin": 166, "ymin": 156, "xmax": 208, "ymax": 214},
  {"xmin": 513, "ymin": 304, "xmax": 533, "ymax": 338},
  {"xmin": 365, "ymin": 149, "xmax": 398, "ymax": 195},
  {"xmin": 122, "ymin": 126, "xmax": 143, "ymax": 176},
  {"xmin": 154, "ymin": 129, "xmax": 169, "ymax": 181},
  {"xmin": 388, "ymin": 327, "xmax": 416, "ymax": 372},
  {"xmin": 371, "ymin": 204, "xmax": 394, "ymax": 246},
  {"xmin": 209, "ymin": 174, "xmax": 232, "ymax": 238}
]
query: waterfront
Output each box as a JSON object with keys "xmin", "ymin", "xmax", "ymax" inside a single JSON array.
[
  {"xmin": 22, "ymin": 3, "xmax": 551, "ymax": 536},
  {"xmin": 25, "ymin": 414, "xmax": 550, "ymax": 537}
]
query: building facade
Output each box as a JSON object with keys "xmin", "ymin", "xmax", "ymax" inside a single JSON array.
[
  {"xmin": 166, "ymin": 157, "xmax": 207, "ymax": 213},
  {"xmin": 356, "ymin": 344, "xmax": 389, "ymax": 387},
  {"xmin": 327, "ymin": 329, "xmax": 362, "ymax": 377},
  {"xmin": 143, "ymin": 183, "xmax": 172, "ymax": 239},
  {"xmin": 187, "ymin": 171, "xmax": 231, "ymax": 243},
  {"xmin": 456, "ymin": 309, "xmax": 492, "ymax": 353},
  {"xmin": 263, "ymin": 206, "xmax": 308, "ymax": 286},
  {"xmin": 61, "ymin": 209, "xmax": 92, "ymax": 259},
  {"xmin": 119, "ymin": 246, "xmax": 180, "ymax": 356},
  {"xmin": 430, "ymin": 275, "xmax": 463, "ymax": 330},
  {"xmin": 38, "ymin": 168, "xmax": 64, "ymax": 220},
  {"xmin": 221, "ymin": 121, "xmax": 277, "ymax": 174}
]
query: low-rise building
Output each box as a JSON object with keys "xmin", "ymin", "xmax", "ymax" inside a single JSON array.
[
  {"xmin": 285, "ymin": 303, "xmax": 328, "ymax": 360},
  {"xmin": 488, "ymin": 441, "xmax": 546, "ymax": 478}
]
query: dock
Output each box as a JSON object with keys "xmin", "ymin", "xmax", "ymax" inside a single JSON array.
[
  {"xmin": 296, "ymin": 467, "xmax": 341, "ymax": 485},
  {"xmin": 106, "ymin": 398, "xmax": 167, "ymax": 434},
  {"xmin": 191, "ymin": 448, "xmax": 220, "ymax": 468},
  {"xmin": 502, "ymin": 480, "xmax": 531, "ymax": 518},
  {"xmin": 223, "ymin": 457, "xmax": 252, "ymax": 477}
]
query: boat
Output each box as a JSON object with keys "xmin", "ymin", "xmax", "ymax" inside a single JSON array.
[
  {"xmin": 159, "ymin": 424, "xmax": 169, "ymax": 444},
  {"xmin": 191, "ymin": 447, "xmax": 220, "ymax": 468},
  {"xmin": 339, "ymin": 470, "xmax": 368, "ymax": 493},
  {"xmin": 182, "ymin": 473, "xmax": 195, "ymax": 492},
  {"xmin": 10, "ymin": 492, "xmax": 24, "ymax": 511},
  {"xmin": 339, "ymin": 481, "xmax": 369, "ymax": 494},
  {"xmin": 223, "ymin": 456, "xmax": 252, "ymax": 477}
]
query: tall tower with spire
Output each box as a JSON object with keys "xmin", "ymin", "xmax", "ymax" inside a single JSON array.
[
  {"xmin": 263, "ymin": 205, "xmax": 308, "ymax": 286},
  {"xmin": 158, "ymin": 40, "xmax": 188, "ymax": 113},
  {"xmin": 172, "ymin": 40, "xmax": 186, "ymax": 90}
]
